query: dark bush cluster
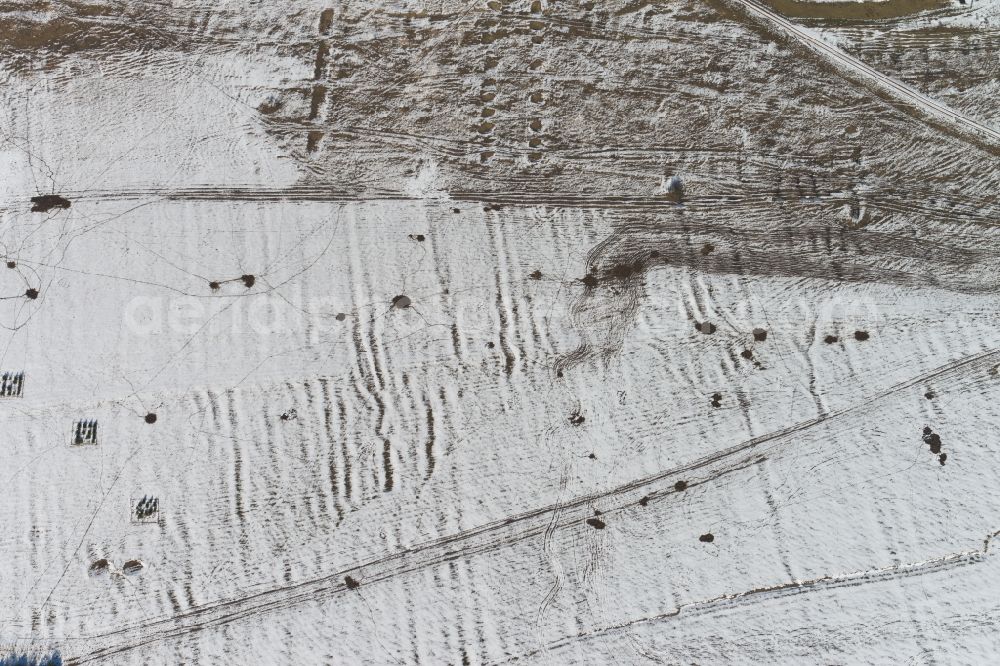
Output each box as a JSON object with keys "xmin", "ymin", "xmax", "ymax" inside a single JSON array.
[
  {"xmin": 0, "ymin": 371, "xmax": 24, "ymax": 397},
  {"xmin": 135, "ymin": 496, "xmax": 159, "ymax": 520},
  {"xmin": 73, "ymin": 420, "xmax": 98, "ymax": 445},
  {"xmin": 0, "ymin": 652, "xmax": 63, "ymax": 666}
]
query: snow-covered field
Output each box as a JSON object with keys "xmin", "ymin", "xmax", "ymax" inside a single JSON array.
[{"xmin": 2, "ymin": 0, "xmax": 999, "ymax": 664}]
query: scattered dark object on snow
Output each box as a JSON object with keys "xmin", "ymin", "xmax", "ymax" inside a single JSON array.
[
  {"xmin": 699, "ymin": 533, "xmax": 714, "ymax": 543},
  {"xmin": 529, "ymin": 270, "xmax": 543, "ymax": 280},
  {"xmin": 701, "ymin": 243, "xmax": 714, "ymax": 256},
  {"xmin": 710, "ymin": 393, "xmax": 722, "ymax": 408},
  {"xmin": 665, "ymin": 175, "xmax": 683, "ymax": 201},
  {"xmin": 30, "ymin": 195, "xmax": 70, "ymax": 213},
  {"xmin": 586, "ymin": 517, "xmax": 606, "ymax": 530},
  {"xmin": 854, "ymin": 330, "xmax": 870, "ymax": 341},
  {"xmin": 740, "ymin": 349, "xmax": 753, "ymax": 359},
  {"xmin": 88, "ymin": 559, "xmax": 109, "ymax": 576},
  {"xmin": 696, "ymin": 321, "xmax": 716, "ymax": 334},
  {"xmin": 5, "ymin": 261, "xmax": 15, "ymax": 269},
  {"xmin": 122, "ymin": 559, "xmax": 144, "ymax": 575},
  {"xmin": 209, "ymin": 281, "xmax": 220, "ymax": 290},
  {"xmin": 824, "ymin": 335, "xmax": 838, "ymax": 344},
  {"xmin": 241, "ymin": 274, "xmax": 255, "ymax": 288},
  {"xmin": 345, "ymin": 575, "xmax": 360, "ymax": 589},
  {"xmin": 569, "ymin": 411, "xmax": 585, "ymax": 425},
  {"xmin": 753, "ymin": 328, "xmax": 768, "ymax": 342},
  {"xmin": 409, "ymin": 234, "xmax": 425, "ymax": 241},
  {"xmin": 922, "ymin": 427, "xmax": 943, "ymax": 455},
  {"xmin": 939, "ymin": 453, "xmax": 948, "ymax": 466},
  {"xmin": 25, "ymin": 288, "xmax": 38, "ymax": 299},
  {"xmin": 674, "ymin": 480, "xmax": 688, "ymax": 492},
  {"xmin": 639, "ymin": 495, "xmax": 650, "ymax": 506},
  {"xmin": 335, "ymin": 313, "xmax": 347, "ymax": 321},
  {"xmin": 392, "ymin": 295, "xmax": 411, "ymax": 309},
  {"xmin": 145, "ymin": 412, "xmax": 157, "ymax": 424}
]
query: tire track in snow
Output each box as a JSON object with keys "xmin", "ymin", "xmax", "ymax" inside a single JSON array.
[
  {"xmin": 496, "ymin": 527, "xmax": 1000, "ymax": 663},
  {"xmin": 718, "ymin": 0, "xmax": 1000, "ymax": 154},
  {"xmin": 65, "ymin": 348, "xmax": 1000, "ymax": 664}
]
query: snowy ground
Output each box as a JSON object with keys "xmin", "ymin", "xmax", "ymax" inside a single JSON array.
[{"xmin": 2, "ymin": 0, "xmax": 999, "ymax": 664}]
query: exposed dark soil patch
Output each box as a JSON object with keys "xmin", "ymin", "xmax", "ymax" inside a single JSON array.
[
  {"xmin": 562, "ymin": 216, "xmax": 1000, "ymax": 371},
  {"xmin": 88, "ymin": 559, "xmax": 109, "ymax": 576},
  {"xmin": 581, "ymin": 274, "xmax": 598, "ymax": 288},
  {"xmin": 606, "ymin": 261, "xmax": 644, "ymax": 280},
  {"xmin": 759, "ymin": 0, "xmax": 948, "ymax": 20},
  {"xmin": 1, "ymin": 13, "xmax": 172, "ymax": 63},
  {"xmin": 30, "ymin": 195, "xmax": 70, "ymax": 212},
  {"xmin": 258, "ymin": 97, "xmax": 283, "ymax": 115},
  {"xmin": 319, "ymin": 8, "xmax": 335, "ymax": 34}
]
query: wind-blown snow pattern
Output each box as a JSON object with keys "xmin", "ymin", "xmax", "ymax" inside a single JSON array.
[{"xmin": 1, "ymin": 0, "xmax": 999, "ymax": 664}]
